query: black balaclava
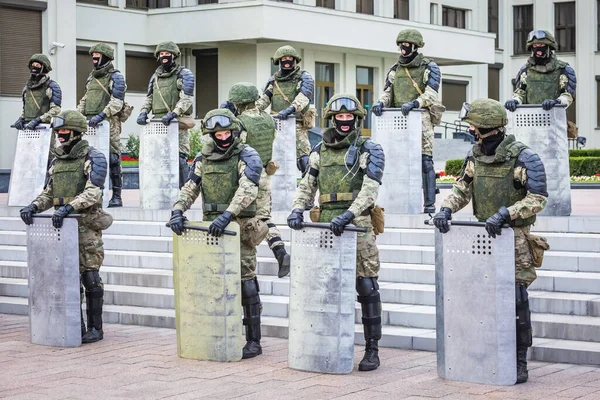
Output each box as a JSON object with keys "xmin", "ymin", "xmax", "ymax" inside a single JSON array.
[
  {"xmin": 211, "ymin": 131, "xmax": 235, "ymax": 152},
  {"xmin": 478, "ymin": 127, "xmax": 505, "ymax": 156},
  {"xmin": 280, "ymin": 58, "xmax": 295, "ymax": 75},
  {"xmin": 159, "ymin": 54, "xmax": 175, "ymax": 71},
  {"xmin": 399, "ymin": 43, "xmax": 418, "ymax": 64},
  {"xmin": 333, "ymin": 115, "xmax": 356, "ymax": 141},
  {"xmin": 56, "ymin": 131, "xmax": 82, "ymax": 154},
  {"xmin": 532, "ymin": 44, "xmax": 551, "ymax": 65},
  {"xmin": 93, "ymin": 55, "xmax": 110, "ymax": 69},
  {"xmin": 30, "ymin": 64, "xmax": 44, "ymax": 82}
]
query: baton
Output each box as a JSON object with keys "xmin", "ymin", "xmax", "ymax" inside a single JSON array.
[
  {"xmin": 424, "ymin": 219, "xmax": 509, "ymax": 228},
  {"xmin": 149, "ymin": 118, "xmax": 178, "ymax": 123},
  {"xmin": 301, "ymin": 222, "xmax": 367, "ymax": 233},
  {"xmin": 380, "ymin": 108, "xmax": 425, "ymax": 112},
  {"xmin": 32, "ymin": 214, "xmax": 82, "ymax": 219},
  {"xmin": 515, "ymin": 104, "xmax": 566, "ymax": 109},
  {"xmin": 165, "ymin": 222, "xmax": 237, "ymax": 236}
]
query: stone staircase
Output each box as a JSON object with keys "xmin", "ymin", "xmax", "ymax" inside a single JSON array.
[{"xmin": 1, "ymin": 206, "xmax": 600, "ymax": 365}]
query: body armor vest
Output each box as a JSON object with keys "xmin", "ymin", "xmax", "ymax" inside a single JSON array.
[
  {"xmin": 524, "ymin": 61, "xmax": 565, "ymax": 104},
  {"xmin": 393, "ymin": 54, "xmax": 429, "ymax": 106},
  {"xmin": 23, "ymin": 81, "xmax": 51, "ymax": 121},
  {"xmin": 271, "ymin": 69, "xmax": 308, "ymax": 114},
  {"xmin": 83, "ymin": 72, "xmax": 112, "ymax": 117},
  {"xmin": 152, "ymin": 67, "xmax": 192, "ymax": 118},
  {"xmin": 238, "ymin": 111, "xmax": 275, "ymax": 166},
  {"xmin": 52, "ymin": 141, "xmax": 89, "ymax": 208}
]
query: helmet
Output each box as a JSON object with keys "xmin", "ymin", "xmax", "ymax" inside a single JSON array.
[
  {"xmin": 396, "ymin": 29, "xmax": 425, "ymax": 47},
  {"xmin": 323, "ymin": 94, "xmax": 366, "ymax": 119},
  {"xmin": 272, "ymin": 45, "xmax": 301, "ymax": 65},
  {"xmin": 154, "ymin": 41, "xmax": 181, "ymax": 58},
  {"xmin": 201, "ymin": 109, "xmax": 241, "ymax": 135},
  {"xmin": 28, "ymin": 54, "xmax": 52, "ymax": 72},
  {"xmin": 459, "ymin": 99, "xmax": 508, "ymax": 129},
  {"xmin": 526, "ymin": 30, "xmax": 558, "ymax": 51},
  {"xmin": 89, "ymin": 43, "xmax": 115, "ymax": 60},
  {"xmin": 228, "ymin": 82, "xmax": 260, "ymax": 104},
  {"xmin": 51, "ymin": 110, "xmax": 88, "ymax": 134}
]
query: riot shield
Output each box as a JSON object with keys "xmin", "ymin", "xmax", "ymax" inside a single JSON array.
[
  {"xmin": 84, "ymin": 121, "xmax": 110, "ymax": 208},
  {"xmin": 271, "ymin": 117, "xmax": 297, "ymax": 212},
  {"xmin": 506, "ymin": 105, "xmax": 570, "ymax": 216},
  {"xmin": 139, "ymin": 120, "xmax": 179, "ymax": 209},
  {"xmin": 8, "ymin": 125, "xmax": 52, "ymax": 207},
  {"xmin": 288, "ymin": 225, "xmax": 357, "ymax": 374},
  {"xmin": 435, "ymin": 222, "xmax": 516, "ymax": 385},
  {"xmin": 172, "ymin": 221, "xmax": 243, "ymax": 361},
  {"xmin": 28, "ymin": 216, "xmax": 81, "ymax": 347},
  {"xmin": 372, "ymin": 109, "xmax": 422, "ymax": 214}
]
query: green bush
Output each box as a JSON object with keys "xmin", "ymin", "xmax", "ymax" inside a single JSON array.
[
  {"xmin": 125, "ymin": 134, "xmax": 140, "ymax": 159},
  {"xmin": 569, "ymin": 149, "xmax": 600, "ymax": 157},
  {"xmin": 569, "ymin": 157, "xmax": 600, "ymax": 176},
  {"xmin": 188, "ymin": 127, "xmax": 204, "ymax": 159},
  {"xmin": 444, "ymin": 159, "xmax": 464, "ymax": 176}
]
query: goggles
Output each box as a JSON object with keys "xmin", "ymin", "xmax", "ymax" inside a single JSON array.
[
  {"xmin": 458, "ymin": 102, "xmax": 471, "ymax": 120},
  {"xmin": 51, "ymin": 116, "xmax": 66, "ymax": 129},
  {"xmin": 204, "ymin": 115, "xmax": 232, "ymax": 130},
  {"xmin": 527, "ymin": 30, "xmax": 548, "ymax": 42},
  {"xmin": 328, "ymin": 97, "xmax": 359, "ymax": 112}
]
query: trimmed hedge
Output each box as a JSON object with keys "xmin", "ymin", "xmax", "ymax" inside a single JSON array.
[
  {"xmin": 444, "ymin": 156, "xmax": 600, "ymax": 176},
  {"xmin": 445, "ymin": 159, "xmax": 464, "ymax": 176},
  {"xmin": 569, "ymin": 149, "xmax": 600, "ymax": 157}
]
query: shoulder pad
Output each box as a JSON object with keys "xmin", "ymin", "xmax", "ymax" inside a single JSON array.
[
  {"xmin": 426, "ymin": 61, "xmax": 441, "ymax": 92},
  {"xmin": 383, "ymin": 64, "xmax": 398, "ymax": 90},
  {"xmin": 110, "ymin": 71, "xmax": 126, "ymax": 100},
  {"xmin": 239, "ymin": 146, "xmax": 262, "ymax": 186},
  {"xmin": 517, "ymin": 148, "xmax": 548, "ymax": 197},
  {"xmin": 515, "ymin": 65, "xmax": 527, "ymax": 90},
  {"xmin": 147, "ymin": 74, "xmax": 156, "ymax": 96},
  {"xmin": 178, "ymin": 68, "xmax": 195, "ymax": 96},
  {"xmin": 48, "ymin": 80, "xmax": 62, "ymax": 106},
  {"xmin": 361, "ymin": 140, "xmax": 385, "ymax": 184},
  {"xmin": 563, "ymin": 64, "xmax": 577, "ymax": 97},
  {"xmin": 86, "ymin": 147, "xmax": 108, "ymax": 189},
  {"xmin": 299, "ymin": 70, "xmax": 315, "ymax": 101}
]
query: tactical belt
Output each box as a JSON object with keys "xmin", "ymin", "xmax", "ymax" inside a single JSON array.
[{"xmin": 318, "ymin": 191, "xmax": 359, "ymax": 204}]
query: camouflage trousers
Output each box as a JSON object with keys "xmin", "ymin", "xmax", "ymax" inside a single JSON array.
[
  {"xmin": 256, "ymin": 170, "xmax": 284, "ymax": 249},
  {"xmin": 296, "ymin": 120, "xmax": 311, "ymax": 158},
  {"xmin": 109, "ymin": 116, "xmax": 122, "ymax": 154},
  {"xmin": 78, "ymin": 224, "xmax": 104, "ymax": 275},
  {"xmin": 354, "ymin": 214, "xmax": 380, "ymax": 278},
  {"xmin": 421, "ymin": 111, "xmax": 434, "ymax": 157},
  {"xmin": 514, "ymin": 226, "xmax": 536, "ymax": 286},
  {"xmin": 240, "ymin": 217, "xmax": 269, "ymax": 281},
  {"xmin": 179, "ymin": 128, "xmax": 190, "ymax": 156}
]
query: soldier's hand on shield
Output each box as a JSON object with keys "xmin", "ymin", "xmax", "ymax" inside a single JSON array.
[
  {"xmin": 169, "ymin": 210, "xmax": 186, "ymax": 236},
  {"xmin": 541, "ymin": 99, "xmax": 560, "ymax": 111},
  {"xmin": 161, "ymin": 111, "xmax": 178, "ymax": 126},
  {"xmin": 287, "ymin": 208, "xmax": 304, "ymax": 230},
  {"xmin": 209, "ymin": 211, "xmax": 233, "ymax": 237},
  {"xmin": 433, "ymin": 207, "xmax": 452, "ymax": 234},
  {"xmin": 88, "ymin": 112, "xmax": 106, "ymax": 128},
  {"xmin": 371, "ymin": 102, "xmax": 384, "ymax": 117},
  {"xmin": 136, "ymin": 112, "xmax": 148, "ymax": 126},
  {"xmin": 23, "ymin": 117, "xmax": 42, "ymax": 131},
  {"xmin": 504, "ymin": 100, "xmax": 519, "ymax": 112},
  {"xmin": 20, "ymin": 204, "xmax": 38, "ymax": 225},
  {"xmin": 485, "ymin": 206, "xmax": 510, "ymax": 239},
  {"xmin": 52, "ymin": 204, "xmax": 74, "ymax": 229},
  {"xmin": 273, "ymin": 105, "xmax": 295, "ymax": 120},
  {"xmin": 330, "ymin": 210, "xmax": 355, "ymax": 236},
  {"xmin": 13, "ymin": 117, "xmax": 25, "ymax": 130},
  {"xmin": 400, "ymin": 100, "xmax": 420, "ymax": 116}
]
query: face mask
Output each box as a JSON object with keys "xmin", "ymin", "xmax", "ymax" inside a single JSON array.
[
  {"xmin": 480, "ymin": 132, "xmax": 505, "ymax": 156},
  {"xmin": 211, "ymin": 132, "xmax": 235, "ymax": 151},
  {"xmin": 400, "ymin": 44, "xmax": 415, "ymax": 56},
  {"xmin": 30, "ymin": 66, "xmax": 43, "ymax": 76},
  {"xmin": 56, "ymin": 131, "xmax": 82, "ymax": 153},
  {"xmin": 334, "ymin": 116, "xmax": 356, "ymax": 136},
  {"xmin": 160, "ymin": 55, "xmax": 174, "ymax": 68},
  {"xmin": 92, "ymin": 56, "xmax": 102, "ymax": 67},
  {"xmin": 280, "ymin": 59, "xmax": 295, "ymax": 71}
]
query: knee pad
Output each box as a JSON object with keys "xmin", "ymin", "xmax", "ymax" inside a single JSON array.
[
  {"xmin": 356, "ymin": 277, "xmax": 380, "ymax": 300},
  {"xmin": 109, "ymin": 153, "xmax": 120, "ymax": 167},
  {"xmin": 516, "ymin": 284, "xmax": 532, "ymax": 347},
  {"xmin": 241, "ymin": 278, "xmax": 260, "ymax": 306},
  {"xmin": 81, "ymin": 271, "xmax": 103, "ymax": 291}
]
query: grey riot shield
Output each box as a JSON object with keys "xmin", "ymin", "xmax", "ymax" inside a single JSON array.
[
  {"xmin": 436, "ymin": 224, "xmax": 516, "ymax": 385},
  {"xmin": 173, "ymin": 221, "xmax": 243, "ymax": 362},
  {"xmin": 506, "ymin": 106, "xmax": 570, "ymax": 216},
  {"xmin": 139, "ymin": 121, "xmax": 179, "ymax": 209},
  {"xmin": 84, "ymin": 121, "xmax": 110, "ymax": 208},
  {"xmin": 8, "ymin": 125, "xmax": 52, "ymax": 207},
  {"xmin": 271, "ymin": 117, "xmax": 297, "ymax": 212},
  {"xmin": 372, "ymin": 109, "xmax": 422, "ymax": 214},
  {"xmin": 288, "ymin": 227, "xmax": 357, "ymax": 374},
  {"xmin": 28, "ymin": 217, "xmax": 81, "ymax": 347}
]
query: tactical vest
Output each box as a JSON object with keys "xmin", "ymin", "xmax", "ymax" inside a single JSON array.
[
  {"xmin": 393, "ymin": 55, "xmax": 429, "ymax": 107},
  {"xmin": 317, "ymin": 130, "xmax": 366, "ymax": 222},
  {"xmin": 524, "ymin": 63, "xmax": 564, "ymax": 104},
  {"xmin": 472, "ymin": 138, "xmax": 536, "ymax": 227},
  {"xmin": 83, "ymin": 72, "xmax": 112, "ymax": 117},
  {"xmin": 200, "ymin": 153, "xmax": 257, "ymax": 221},
  {"xmin": 52, "ymin": 148, "xmax": 88, "ymax": 208},
  {"xmin": 271, "ymin": 70, "xmax": 308, "ymax": 114},
  {"xmin": 152, "ymin": 67, "xmax": 192, "ymax": 118},
  {"xmin": 23, "ymin": 81, "xmax": 51, "ymax": 121},
  {"xmin": 238, "ymin": 112, "xmax": 275, "ymax": 166}
]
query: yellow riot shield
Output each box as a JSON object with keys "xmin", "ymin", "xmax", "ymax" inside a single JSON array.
[{"xmin": 173, "ymin": 221, "xmax": 243, "ymax": 361}]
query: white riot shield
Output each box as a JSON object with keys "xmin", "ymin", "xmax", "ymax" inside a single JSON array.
[
  {"xmin": 28, "ymin": 217, "xmax": 81, "ymax": 347},
  {"xmin": 288, "ymin": 227, "xmax": 357, "ymax": 374},
  {"xmin": 173, "ymin": 221, "xmax": 243, "ymax": 362},
  {"xmin": 506, "ymin": 106, "xmax": 570, "ymax": 216},
  {"xmin": 84, "ymin": 121, "xmax": 110, "ymax": 208},
  {"xmin": 8, "ymin": 125, "xmax": 52, "ymax": 207},
  {"xmin": 372, "ymin": 109, "xmax": 422, "ymax": 214},
  {"xmin": 139, "ymin": 120, "xmax": 179, "ymax": 209},
  {"xmin": 436, "ymin": 223, "xmax": 516, "ymax": 385},
  {"xmin": 271, "ymin": 117, "xmax": 297, "ymax": 212}
]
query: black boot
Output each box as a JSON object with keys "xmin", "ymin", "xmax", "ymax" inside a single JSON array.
[
  {"xmin": 108, "ymin": 153, "xmax": 123, "ymax": 208},
  {"xmin": 272, "ymin": 245, "xmax": 290, "ymax": 278},
  {"xmin": 179, "ymin": 152, "xmax": 190, "ymax": 189},
  {"xmin": 357, "ymin": 277, "xmax": 382, "ymax": 371},
  {"xmin": 516, "ymin": 345, "xmax": 529, "ymax": 383},
  {"xmin": 241, "ymin": 278, "xmax": 262, "ymax": 359},
  {"xmin": 516, "ymin": 284, "xmax": 532, "ymax": 384},
  {"xmin": 80, "ymin": 285, "xmax": 86, "ymax": 337},
  {"xmin": 82, "ymin": 287, "xmax": 104, "ymax": 344},
  {"xmin": 422, "ymin": 155, "xmax": 437, "ymax": 214}
]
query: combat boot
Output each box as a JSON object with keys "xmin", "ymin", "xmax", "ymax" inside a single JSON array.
[
  {"xmin": 359, "ymin": 338, "xmax": 380, "ymax": 371},
  {"xmin": 516, "ymin": 345, "xmax": 529, "ymax": 383},
  {"xmin": 108, "ymin": 187, "xmax": 122, "ymax": 208},
  {"xmin": 357, "ymin": 277, "xmax": 382, "ymax": 371},
  {"xmin": 272, "ymin": 245, "xmax": 291, "ymax": 278},
  {"xmin": 82, "ymin": 287, "xmax": 104, "ymax": 344},
  {"xmin": 108, "ymin": 153, "xmax": 123, "ymax": 208},
  {"xmin": 242, "ymin": 279, "xmax": 262, "ymax": 359}
]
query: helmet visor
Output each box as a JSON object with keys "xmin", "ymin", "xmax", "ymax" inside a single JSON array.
[
  {"xmin": 204, "ymin": 115, "xmax": 233, "ymax": 130},
  {"xmin": 527, "ymin": 30, "xmax": 548, "ymax": 42},
  {"xmin": 328, "ymin": 97, "xmax": 358, "ymax": 113},
  {"xmin": 458, "ymin": 102, "xmax": 471, "ymax": 120},
  {"xmin": 51, "ymin": 116, "xmax": 66, "ymax": 129}
]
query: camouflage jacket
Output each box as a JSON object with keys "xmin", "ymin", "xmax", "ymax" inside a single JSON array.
[
  {"xmin": 77, "ymin": 62, "xmax": 126, "ymax": 118},
  {"xmin": 140, "ymin": 64, "xmax": 194, "ymax": 117},
  {"xmin": 378, "ymin": 56, "xmax": 440, "ymax": 108},
  {"xmin": 20, "ymin": 76, "xmax": 62, "ymax": 123},
  {"xmin": 256, "ymin": 67, "xmax": 313, "ymax": 115}
]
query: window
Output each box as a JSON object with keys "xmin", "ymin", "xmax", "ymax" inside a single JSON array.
[
  {"xmin": 356, "ymin": 67, "xmax": 374, "ymax": 136},
  {"xmin": 76, "ymin": 49, "xmax": 91, "ymax": 103},
  {"xmin": 488, "ymin": 65, "xmax": 501, "ymax": 101},
  {"xmin": 126, "ymin": 52, "xmax": 157, "ymax": 93},
  {"xmin": 316, "ymin": 0, "xmax": 335, "ymax": 9},
  {"xmin": 194, "ymin": 50, "xmax": 218, "ymax": 119},
  {"xmin": 77, "ymin": 0, "xmax": 108, "ymax": 4},
  {"xmin": 356, "ymin": 0, "xmax": 374, "ymax": 15},
  {"xmin": 394, "ymin": 0, "xmax": 409, "ymax": 20},
  {"xmin": 489, "ymin": 0, "xmax": 499, "ymax": 48},
  {"xmin": 555, "ymin": 2, "xmax": 576, "ymax": 52},
  {"xmin": 198, "ymin": 0, "xmax": 218, "ymax": 4},
  {"xmin": 0, "ymin": 6, "xmax": 42, "ymax": 96},
  {"xmin": 513, "ymin": 5, "xmax": 533, "ymax": 55},
  {"xmin": 126, "ymin": 0, "xmax": 170, "ymax": 9},
  {"xmin": 567, "ymin": 98, "xmax": 576, "ymax": 125},
  {"xmin": 442, "ymin": 80, "xmax": 468, "ymax": 112},
  {"xmin": 442, "ymin": 6, "xmax": 465, "ymax": 29},
  {"xmin": 315, "ymin": 63, "xmax": 335, "ymax": 130},
  {"xmin": 596, "ymin": 77, "xmax": 600, "ymax": 127}
]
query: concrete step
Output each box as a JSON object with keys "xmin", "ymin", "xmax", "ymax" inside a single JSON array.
[
  {"xmin": 532, "ymin": 313, "xmax": 600, "ymax": 342},
  {"xmin": 529, "ymin": 291, "xmax": 600, "ymax": 317},
  {"xmin": 531, "ymin": 338, "xmax": 600, "ymax": 365}
]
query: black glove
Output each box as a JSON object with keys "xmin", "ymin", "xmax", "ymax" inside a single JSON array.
[
  {"xmin": 13, "ymin": 117, "xmax": 25, "ymax": 130},
  {"xmin": 504, "ymin": 99, "xmax": 519, "ymax": 112},
  {"xmin": 485, "ymin": 206, "xmax": 510, "ymax": 239},
  {"xmin": 52, "ymin": 204, "xmax": 74, "ymax": 229},
  {"xmin": 162, "ymin": 111, "xmax": 178, "ymax": 126},
  {"xmin": 371, "ymin": 102, "xmax": 384, "ymax": 117},
  {"xmin": 541, "ymin": 99, "xmax": 560, "ymax": 111},
  {"xmin": 330, "ymin": 210, "xmax": 354, "ymax": 236},
  {"xmin": 273, "ymin": 105, "xmax": 295, "ymax": 120},
  {"xmin": 169, "ymin": 210, "xmax": 186, "ymax": 236},
  {"xmin": 88, "ymin": 112, "xmax": 106, "ymax": 128},
  {"xmin": 433, "ymin": 207, "xmax": 452, "ymax": 234},
  {"xmin": 400, "ymin": 100, "xmax": 420, "ymax": 116},
  {"xmin": 287, "ymin": 208, "xmax": 304, "ymax": 230},
  {"xmin": 208, "ymin": 211, "xmax": 233, "ymax": 237},
  {"xmin": 20, "ymin": 204, "xmax": 38, "ymax": 225},
  {"xmin": 24, "ymin": 117, "xmax": 42, "ymax": 131},
  {"xmin": 220, "ymin": 100, "xmax": 237, "ymax": 115},
  {"xmin": 136, "ymin": 112, "xmax": 148, "ymax": 126}
]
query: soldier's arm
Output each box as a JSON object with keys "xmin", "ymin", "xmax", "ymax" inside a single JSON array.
[
  {"xmin": 173, "ymin": 68, "xmax": 195, "ymax": 116},
  {"xmin": 509, "ymin": 150, "xmax": 548, "ymax": 219},
  {"xmin": 416, "ymin": 62, "xmax": 440, "ymax": 108},
  {"xmin": 376, "ymin": 66, "xmax": 396, "ymax": 107},
  {"xmin": 102, "ymin": 71, "xmax": 126, "ymax": 118},
  {"xmin": 255, "ymin": 78, "xmax": 274, "ymax": 112},
  {"xmin": 31, "ymin": 163, "xmax": 55, "ymax": 212},
  {"xmin": 69, "ymin": 150, "xmax": 107, "ymax": 211},
  {"xmin": 226, "ymin": 148, "xmax": 262, "ymax": 215},
  {"xmin": 441, "ymin": 154, "xmax": 474, "ymax": 212},
  {"xmin": 558, "ymin": 64, "xmax": 576, "ymax": 107},
  {"xmin": 173, "ymin": 155, "xmax": 202, "ymax": 212},
  {"xmin": 348, "ymin": 142, "xmax": 385, "ymax": 216},
  {"xmin": 512, "ymin": 66, "xmax": 527, "ymax": 104},
  {"xmin": 292, "ymin": 149, "xmax": 319, "ymax": 209},
  {"xmin": 39, "ymin": 81, "xmax": 62, "ymax": 123},
  {"xmin": 139, "ymin": 75, "xmax": 155, "ymax": 113},
  {"xmin": 291, "ymin": 71, "xmax": 313, "ymax": 112}
]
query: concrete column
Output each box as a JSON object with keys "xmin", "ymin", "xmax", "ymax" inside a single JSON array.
[
  {"xmin": 576, "ymin": 0, "xmax": 593, "ymax": 143},
  {"xmin": 108, "ymin": 0, "xmax": 120, "ymax": 7},
  {"xmin": 116, "ymin": 0, "xmax": 126, "ymax": 8},
  {"xmin": 48, "ymin": 0, "xmax": 78, "ymax": 109},
  {"xmin": 374, "ymin": 0, "xmax": 393, "ymax": 18},
  {"xmin": 296, "ymin": 0, "xmax": 316, "ymax": 5},
  {"xmin": 171, "ymin": 0, "xmax": 183, "ymax": 7},
  {"xmin": 116, "ymin": 42, "xmax": 127, "ymax": 76},
  {"xmin": 336, "ymin": 0, "xmax": 355, "ymax": 13}
]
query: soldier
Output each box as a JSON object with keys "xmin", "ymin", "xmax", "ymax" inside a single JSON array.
[
  {"xmin": 224, "ymin": 82, "xmax": 291, "ymax": 278},
  {"xmin": 505, "ymin": 30, "xmax": 576, "ymax": 113},
  {"xmin": 286, "ymin": 94, "xmax": 385, "ymax": 371},
  {"xmin": 372, "ymin": 29, "xmax": 441, "ymax": 214},
  {"xmin": 432, "ymin": 99, "xmax": 548, "ymax": 383},
  {"xmin": 137, "ymin": 41, "xmax": 195, "ymax": 188},
  {"xmin": 256, "ymin": 45, "xmax": 314, "ymax": 173},
  {"xmin": 168, "ymin": 109, "xmax": 266, "ymax": 359},
  {"xmin": 77, "ymin": 43, "xmax": 127, "ymax": 208},
  {"xmin": 19, "ymin": 110, "xmax": 112, "ymax": 344}
]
